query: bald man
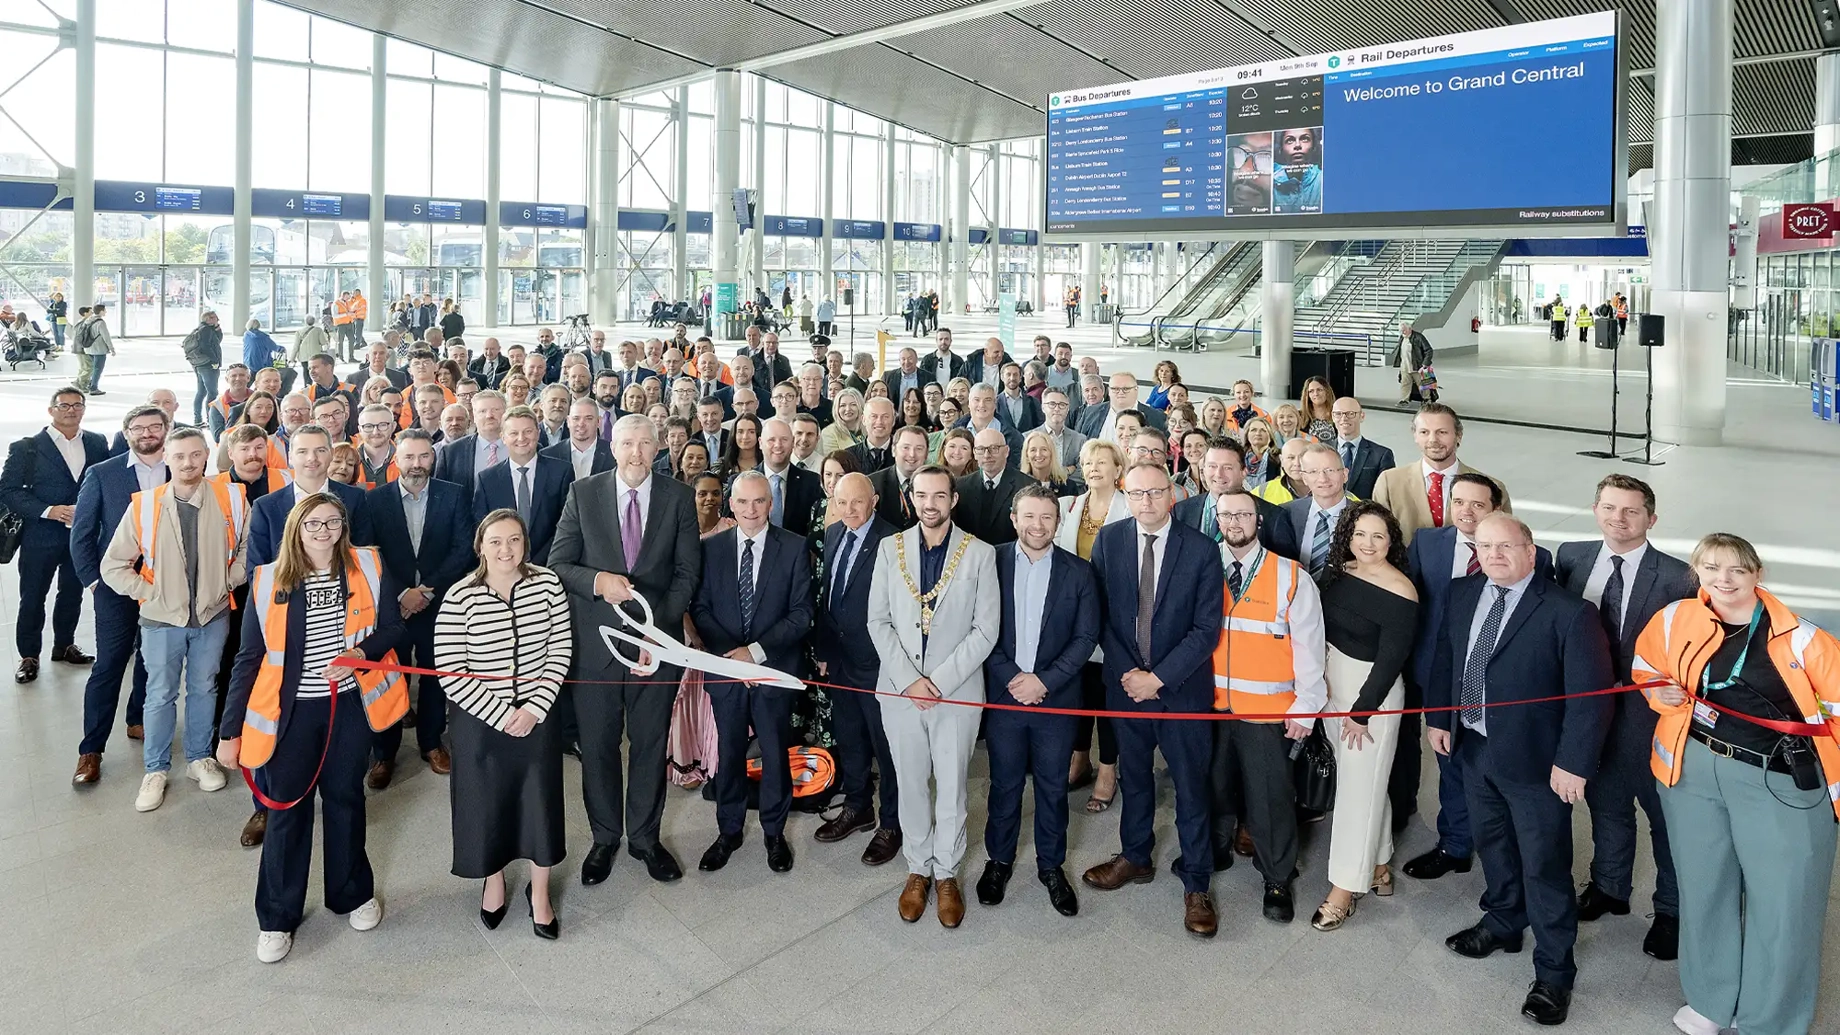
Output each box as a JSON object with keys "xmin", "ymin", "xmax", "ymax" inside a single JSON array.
[
  {"xmin": 952, "ymin": 427, "xmax": 1032, "ymax": 545},
  {"xmin": 849, "ymin": 397, "xmax": 897, "ymax": 473},
  {"xmin": 759, "ymin": 417, "xmax": 822, "ymax": 536}
]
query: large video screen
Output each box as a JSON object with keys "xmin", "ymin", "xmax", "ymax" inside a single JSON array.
[{"xmin": 1044, "ymin": 11, "xmax": 1622, "ymax": 237}]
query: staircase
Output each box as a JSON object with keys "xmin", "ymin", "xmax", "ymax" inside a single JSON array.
[{"xmin": 1297, "ymin": 239, "xmax": 1505, "ymax": 364}]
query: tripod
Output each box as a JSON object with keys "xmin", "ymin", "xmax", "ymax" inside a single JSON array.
[{"xmin": 1577, "ymin": 325, "xmax": 1623, "ymax": 460}]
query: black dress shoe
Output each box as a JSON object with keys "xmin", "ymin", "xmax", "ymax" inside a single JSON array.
[
  {"xmin": 765, "ymin": 834, "xmax": 794, "ymax": 873},
  {"xmin": 634, "ymin": 844, "xmax": 684, "ymax": 882},
  {"xmin": 581, "ymin": 842, "xmax": 617, "ymax": 886},
  {"xmin": 813, "ymin": 807, "xmax": 873, "ymax": 843},
  {"xmin": 1039, "ymin": 867, "xmax": 1078, "ymax": 916},
  {"xmin": 1170, "ymin": 849, "xmax": 1233, "ymax": 875},
  {"xmin": 1446, "ymin": 922, "xmax": 1525, "ymax": 958},
  {"xmin": 1643, "ymin": 914, "xmax": 1679, "ymax": 961},
  {"xmin": 976, "ymin": 861, "xmax": 1012, "ymax": 906},
  {"xmin": 51, "ymin": 644, "xmax": 94, "ymax": 665},
  {"xmin": 1402, "ymin": 847, "xmax": 1473, "ymax": 880},
  {"xmin": 1576, "ymin": 883, "xmax": 1630, "ymax": 922},
  {"xmin": 1262, "ymin": 882, "xmax": 1294, "ymax": 924},
  {"xmin": 699, "ymin": 833, "xmax": 743, "ymax": 872},
  {"xmin": 480, "ymin": 880, "xmax": 510, "ymax": 930},
  {"xmin": 1520, "ymin": 980, "xmax": 1571, "ymax": 1026},
  {"xmin": 14, "ymin": 657, "xmax": 38, "ymax": 684},
  {"xmin": 861, "ymin": 828, "xmax": 902, "ymax": 867},
  {"xmin": 526, "ymin": 884, "xmax": 559, "ymax": 940}
]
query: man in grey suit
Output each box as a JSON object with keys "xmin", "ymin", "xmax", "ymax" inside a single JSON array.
[
  {"xmin": 550, "ymin": 413, "xmax": 702, "ymax": 888},
  {"xmin": 1554, "ymin": 474, "xmax": 1695, "ymax": 962},
  {"xmin": 1038, "ymin": 387, "xmax": 1088, "ymax": 471},
  {"xmin": 867, "ymin": 465, "xmax": 999, "ymax": 930},
  {"xmin": 1074, "ymin": 372, "xmax": 1167, "ymax": 441}
]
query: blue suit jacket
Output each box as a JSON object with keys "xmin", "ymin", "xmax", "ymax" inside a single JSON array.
[
  {"xmin": 1089, "ymin": 518, "xmax": 1225, "ymax": 713},
  {"xmin": 432, "ymin": 433, "xmax": 496, "ymax": 504},
  {"xmin": 247, "ymin": 480, "xmax": 371, "ymax": 569},
  {"xmin": 815, "ymin": 517, "xmax": 895, "ymax": 673},
  {"xmin": 1427, "ymin": 575, "xmax": 1615, "ymax": 783},
  {"xmin": 690, "ymin": 526, "xmax": 813, "ymax": 678},
  {"xmin": 365, "ymin": 478, "xmax": 472, "ymax": 605},
  {"xmin": 1406, "ymin": 525, "xmax": 1553, "ymax": 693},
  {"xmin": 471, "ymin": 455, "xmax": 574, "ymax": 564},
  {"xmin": 986, "ymin": 544, "xmax": 1100, "ymax": 709},
  {"xmin": 1341, "ymin": 438, "xmax": 1397, "ymax": 501},
  {"xmin": 2, "ymin": 428, "xmax": 111, "ymax": 550},
  {"xmin": 71, "ymin": 452, "xmax": 170, "ymax": 588},
  {"xmin": 541, "ymin": 437, "xmax": 615, "ymax": 477}
]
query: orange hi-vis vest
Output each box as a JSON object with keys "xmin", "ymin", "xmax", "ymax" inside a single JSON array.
[
  {"xmin": 1211, "ymin": 547, "xmax": 1304, "ymax": 719},
  {"xmin": 211, "ymin": 467, "xmax": 292, "ymax": 498},
  {"xmin": 306, "ymin": 379, "xmax": 353, "ymax": 403},
  {"xmin": 210, "ymin": 390, "xmax": 246, "ymax": 426},
  {"xmin": 265, "ymin": 434, "xmax": 289, "ymax": 470},
  {"xmin": 1633, "ymin": 587, "xmax": 1840, "ymax": 818},
  {"xmin": 238, "ymin": 547, "xmax": 406, "ymax": 768},
  {"xmin": 129, "ymin": 480, "xmax": 248, "ymax": 603},
  {"xmin": 400, "ymin": 382, "xmax": 457, "ymax": 429},
  {"xmin": 356, "ymin": 448, "xmax": 399, "ymax": 489},
  {"xmin": 1224, "ymin": 404, "xmax": 1272, "ymax": 435},
  {"xmin": 350, "ymin": 292, "xmax": 367, "ymax": 322},
  {"xmin": 333, "ymin": 298, "xmax": 354, "ymax": 325}
]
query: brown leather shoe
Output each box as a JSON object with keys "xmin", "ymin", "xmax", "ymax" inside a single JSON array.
[
  {"xmin": 1082, "ymin": 854, "xmax": 1155, "ymax": 891},
  {"xmin": 366, "ymin": 760, "xmax": 394, "ymax": 790},
  {"xmin": 425, "ymin": 748, "xmax": 452, "ymax": 775},
  {"xmin": 861, "ymin": 828, "xmax": 902, "ymax": 867},
  {"xmin": 71, "ymin": 752, "xmax": 101, "ymax": 785},
  {"xmin": 239, "ymin": 809, "xmax": 267, "ymax": 848},
  {"xmin": 1234, "ymin": 824, "xmax": 1255, "ymax": 858},
  {"xmin": 125, "ymin": 724, "xmax": 144, "ymax": 741},
  {"xmin": 1184, "ymin": 892, "xmax": 1219, "ymax": 938},
  {"xmin": 814, "ymin": 807, "xmax": 874, "ymax": 843},
  {"xmin": 936, "ymin": 878, "xmax": 965, "ymax": 929},
  {"xmin": 898, "ymin": 874, "xmax": 931, "ymax": 923}
]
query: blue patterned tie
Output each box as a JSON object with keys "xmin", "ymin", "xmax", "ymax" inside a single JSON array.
[
  {"xmin": 830, "ymin": 529, "xmax": 857, "ymax": 604},
  {"xmin": 1461, "ymin": 586, "xmax": 1509, "ymax": 727},
  {"xmin": 738, "ymin": 538, "xmax": 757, "ymax": 639},
  {"xmin": 1341, "ymin": 442, "xmax": 1355, "ymax": 470},
  {"xmin": 1310, "ymin": 511, "xmax": 1332, "ymax": 577}
]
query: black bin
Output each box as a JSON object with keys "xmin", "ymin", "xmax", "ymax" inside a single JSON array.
[{"xmin": 1288, "ymin": 347, "xmax": 1356, "ymax": 400}]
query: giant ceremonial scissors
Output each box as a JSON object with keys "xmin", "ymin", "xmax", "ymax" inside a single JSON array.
[{"xmin": 598, "ymin": 590, "xmax": 804, "ymax": 689}]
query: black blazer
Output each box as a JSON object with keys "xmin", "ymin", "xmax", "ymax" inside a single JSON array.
[
  {"xmin": 1554, "ymin": 540, "xmax": 1695, "ymax": 683},
  {"xmin": 364, "ymin": 478, "xmax": 472, "ymax": 607},
  {"xmin": 766, "ymin": 464, "xmax": 822, "ymax": 537},
  {"xmin": 1089, "ymin": 519, "xmax": 1226, "ymax": 713},
  {"xmin": 1427, "ymin": 575, "xmax": 1615, "ymax": 783},
  {"xmin": 952, "ymin": 417, "xmax": 1025, "ymax": 467},
  {"xmin": 1406, "ymin": 526, "xmax": 1554, "ymax": 693},
  {"xmin": 1341, "ymin": 438, "xmax": 1397, "ymax": 501},
  {"xmin": 952, "ymin": 468, "xmax": 1032, "ymax": 544},
  {"xmin": 471, "ymin": 455, "xmax": 574, "ymax": 564},
  {"xmin": 1172, "ymin": 491, "xmax": 1280, "ymax": 552},
  {"xmin": 610, "ymin": 364, "xmax": 659, "ymax": 393},
  {"xmin": 1, "ymin": 429, "xmax": 111, "ymax": 548},
  {"xmin": 917, "ymin": 350, "xmax": 961, "ymax": 383},
  {"xmin": 1074, "ymin": 402, "xmax": 1167, "ymax": 438},
  {"xmin": 466, "ymin": 354, "xmax": 511, "ymax": 390},
  {"xmin": 814, "ymin": 517, "xmax": 895, "ymax": 673},
  {"xmin": 986, "ymin": 544, "xmax": 1101, "ymax": 709},
  {"xmin": 690, "ymin": 526, "xmax": 813, "ymax": 678},
  {"xmin": 959, "ymin": 351, "xmax": 1015, "ymax": 385},
  {"xmin": 347, "ymin": 364, "xmax": 411, "ymax": 392},
  {"xmin": 221, "ymin": 561, "xmax": 406, "ymax": 742},
  {"xmin": 540, "ymin": 437, "xmax": 615, "ymax": 477},
  {"xmin": 751, "ymin": 353, "xmax": 793, "ymax": 398},
  {"xmin": 696, "ymin": 383, "xmax": 735, "ymax": 420},
  {"xmin": 432, "ymin": 433, "xmax": 501, "ymax": 504},
  {"xmin": 868, "ymin": 466, "xmax": 916, "ymax": 530},
  {"xmin": 847, "ymin": 440, "xmax": 895, "ymax": 474}
]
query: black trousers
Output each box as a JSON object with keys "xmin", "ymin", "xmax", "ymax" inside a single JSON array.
[
  {"xmin": 1209, "ymin": 720, "xmax": 1298, "ymax": 885},
  {"xmin": 1072, "ymin": 662, "xmax": 1117, "ymax": 766},
  {"xmin": 255, "ymin": 690, "xmax": 374, "ymax": 932},
  {"xmin": 829, "ymin": 662, "xmax": 898, "ymax": 829},
  {"xmin": 1388, "ymin": 677, "xmax": 1424, "ymax": 823},
  {"xmin": 574, "ymin": 669, "xmax": 676, "ymax": 851},
  {"xmin": 1583, "ymin": 698, "xmax": 1677, "ymax": 915},
  {"xmin": 707, "ymin": 680, "xmax": 796, "ymax": 838},
  {"xmin": 1457, "ymin": 732, "xmax": 1578, "ymax": 989},
  {"xmin": 371, "ymin": 613, "xmax": 445, "ymax": 761},
  {"xmin": 984, "ymin": 708, "xmax": 1076, "ymax": 870},
  {"xmin": 15, "ymin": 530, "xmax": 81, "ymax": 658},
  {"xmin": 1114, "ymin": 709, "xmax": 1213, "ymax": 894},
  {"xmin": 78, "ymin": 586, "xmax": 147, "ymax": 755}
]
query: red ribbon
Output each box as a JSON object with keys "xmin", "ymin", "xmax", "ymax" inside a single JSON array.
[{"xmin": 239, "ymin": 676, "xmax": 341, "ymax": 811}]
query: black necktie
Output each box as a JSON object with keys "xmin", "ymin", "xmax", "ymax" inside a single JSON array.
[
  {"xmin": 1228, "ymin": 560, "xmax": 1244, "ymax": 600},
  {"xmin": 738, "ymin": 538, "xmax": 756, "ymax": 639},
  {"xmin": 1461, "ymin": 586, "xmax": 1510, "ymax": 726},
  {"xmin": 1600, "ymin": 554, "xmax": 1625, "ymax": 645}
]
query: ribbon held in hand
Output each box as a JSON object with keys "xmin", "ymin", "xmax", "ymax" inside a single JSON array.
[{"xmin": 599, "ymin": 590, "xmax": 803, "ymax": 690}]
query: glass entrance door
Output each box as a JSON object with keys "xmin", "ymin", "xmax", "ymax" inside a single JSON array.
[
  {"xmin": 163, "ymin": 268, "xmax": 198, "ymax": 333},
  {"xmin": 122, "ymin": 267, "xmax": 163, "ymax": 336}
]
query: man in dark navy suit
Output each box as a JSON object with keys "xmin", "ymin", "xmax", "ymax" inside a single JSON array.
[
  {"xmin": 1080, "ymin": 463, "xmax": 1226, "ymax": 938},
  {"xmin": 868, "ymin": 425, "xmax": 928, "ymax": 531},
  {"xmin": 363, "ymin": 430, "xmax": 473, "ymax": 787},
  {"xmin": 951, "ymin": 427, "xmax": 1031, "ymax": 545},
  {"xmin": 2, "ymin": 386, "xmax": 109, "ymax": 684},
  {"xmin": 1329, "ymin": 397, "xmax": 1396, "ymax": 501},
  {"xmin": 69, "ymin": 403, "xmax": 172, "ymax": 784},
  {"xmin": 1427, "ymin": 513, "xmax": 1613, "ymax": 1027},
  {"xmin": 759, "ymin": 417, "xmax": 821, "ymax": 537},
  {"xmin": 1555, "ymin": 474, "xmax": 1696, "ymax": 962},
  {"xmin": 542, "ymin": 398, "xmax": 616, "ymax": 480},
  {"xmin": 811, "ymin": 473, "xmax": 902, "ymax": 865},
  {"xmin": 470, "ymin": 406, "xmax": 573, "ymax": 564},
  {"xmin": 246, "ymin": 424, "xmax": 370, "ymax": 568},
  {"xmin": 690, "ymin": 471, "xmax": 813, "ymax": 875},
  {"xmin": 977, "ymin": 485, "xmax": 1100, "ymax": 917},
  {"xmin": 432, "ymin": 388, "xmax": 508, "ymax": 506},
  {"xmin": 1399, "ymin": 472, "xmax": 1552, "ymax": 877},
  {"xmin": 1074, "ymin": 372, "xmax": 1168, "ymax": 440}
]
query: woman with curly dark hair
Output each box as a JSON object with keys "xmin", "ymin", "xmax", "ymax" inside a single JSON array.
[{"xmin": 1310, "ymin": 501, "xmax": 1418, "ymax": 932}]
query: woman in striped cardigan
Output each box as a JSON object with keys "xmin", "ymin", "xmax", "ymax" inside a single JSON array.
[{"xmin": 433, "ymin": 509, "xmax": 572, "ymax": 939}]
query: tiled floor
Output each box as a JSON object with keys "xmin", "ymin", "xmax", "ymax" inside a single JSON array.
[{"xmin": 1, "ymin": 323, "xmax": 1836, "ymax": 1034}]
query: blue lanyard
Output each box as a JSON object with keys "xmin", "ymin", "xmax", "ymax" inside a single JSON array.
[{"xmin": 1701, "ymin": 602, "xmax": 1764, "ymax": 693}]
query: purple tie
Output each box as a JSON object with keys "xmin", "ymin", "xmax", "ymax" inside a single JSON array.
[{"xmin": 622, "ymin": 488, "xmax": 642, "ymax": 567}]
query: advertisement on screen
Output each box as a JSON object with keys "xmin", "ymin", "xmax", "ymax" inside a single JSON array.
[{"xmin": 1044, "ymin": 11, "xmax": 1623, "ymax": 238}]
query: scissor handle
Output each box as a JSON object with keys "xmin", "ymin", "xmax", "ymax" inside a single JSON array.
[{"xmin": 599, "ymin": 624, "xmax": 661, "ymax": 676}]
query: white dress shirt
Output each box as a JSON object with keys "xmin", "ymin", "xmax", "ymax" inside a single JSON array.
[
  {"xmin": 473, "ymin": 434, "xmax": 506, "ymax": 477},
  {"xmin": 568, "ymin": 443, "xmax": 597, "ymax": 481},
  {"xmin": 1012, "ymin": 544, "xmax": 1054, "ymax": 674},
  {"xmin": 1219, "ymin": 543, "xmax": 1330, "ymax": 728},
  {"xmin": 43, "ymin": 427, "xmax": 85, "ymax": 517},
  {"xmin": 1421, "ymin": 457, "xmax": 1461, "ymax": 518},
  {"xmin": 1451, "ymin": 531, "xmax": 1480, "ymax": 580},
  {"xmin": 1461, "ymin": 570, "xmax": 1537, "ymax": 736},
  {"xmin": 1300, "ymin": 498, "xmax": 1349, "ymax": 570},
  {"xmin": 1581, "ymin": 540, "xmax": 1648, "ymax": 630},
  {"xmin": 130, "ymin": 452, "xmax": 169, "ymax": 494},
  {"xmin": 508, "ymin": 459, "xmax": 538, "ymax": 514},
  {"xmin": 1134, "ymin": 518, "xmax": 1171, "ymax": 602}
]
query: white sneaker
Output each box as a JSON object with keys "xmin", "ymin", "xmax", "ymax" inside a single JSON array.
[
  {"xmin": 348, "ymin": 896, "xmax": 383, "ymax": 931},
  {"xmin": 1673, "ymin": 1005, "xmax": 1722, "ymax": 1035},
  {"xmin": 134, "ymin": 771, "xmax": 167, "ymax": 812},
  {"xmin": 256, "ymin": 930, "xmax": 293, "ymax": 963},
  {"xmin": 187, "ymin": 757, "xmax": 228, "ymax": 791}
]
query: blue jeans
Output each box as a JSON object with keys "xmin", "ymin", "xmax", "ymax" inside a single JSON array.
[
  {"xmin": 192, "ymin": 365, "xmax": 219, "ymax": 426},
  {"xmin": 139, "ymin": 616, "xmax": 230, "ymax": 773},
  {"xmin": 88, "ymin": 352, "xmax": 107, "ymax": 390}
]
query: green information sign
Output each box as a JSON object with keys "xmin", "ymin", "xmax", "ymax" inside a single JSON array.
[
  {"xmin": 715, "ymin": 282, "xmax": 738, "ymax": 314},
  {"xmin": 997, "ymin": 292, "xmax": 1017, "ymax": 351}
]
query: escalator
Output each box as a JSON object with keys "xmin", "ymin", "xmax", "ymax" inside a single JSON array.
[{"xmin": 1115, "ymin": 241, "xmax": 1261, "ymax": 351}]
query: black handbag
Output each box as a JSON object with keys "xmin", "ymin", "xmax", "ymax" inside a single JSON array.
[
  {"xmin": 0, "ymin": 505, "xmax": 22, "ymax": 565},
  {"xmin": 1291, "ymin": 724, "xmax": 1338, "ymax": 813}
]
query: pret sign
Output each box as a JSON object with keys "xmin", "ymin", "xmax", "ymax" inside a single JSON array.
[{"xmin": 1783, "ymin": 203, "xmax": 1835, "ymax": 239}]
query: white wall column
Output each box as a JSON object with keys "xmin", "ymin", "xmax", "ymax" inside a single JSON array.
[
  {"xmin": 588, "ymin": 97, "xmax": 622, "ymax": 326},
  {"xmin": 1081, "ymin": 241, "xmax": 1100, "ymax": 321},
  {"xmin": 986, "ymin": 145, "xmax": 1001, "ymax": 305},
  {"xmin": 882, "ymin": 131, "xmax": 896, "ymax": 316},
  {"xmin": 752, "ymin": 75, "xmax": 767, "ymax": 298},
  {"xmin": 366, "ymin": 33, "xmax": 386, "ymax": 333},
  {"xmin": 711, "ymin": 69, "xmax": 741, "ymax": 326},
  {"xmin": 1816, "ymin": 53, "xmax": 1840, "ymax": 196},
  {"xmin": 672, "ymin": 85, "xmax": 690, "ymax": 303},
  {"xmin": 484, "ymin": 69, "xmax": 501, "ymax": 325},
  {"xmin": 231, "ymin": 0, "xmax": 253, "ymax": 328},
  {"xmin": 71, "ymin": 0, "xmax": 94, "ymax": 309},
  {"xmin": 950, "ymin": 144, "xmax": 969, "ymax": 316},
  {"xmin": 1648, "ymin": 0, "xmax": 1730, "ymax": 445},
  {"xmin": 1260, "ymin": 240, "xmax": 1294, "ymax": 400},
  {"xmin": 820, "ymin": 102, "xmax": 835, "ymax": 302}
]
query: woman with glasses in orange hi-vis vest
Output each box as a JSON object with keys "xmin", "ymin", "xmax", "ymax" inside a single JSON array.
[
  {"xmin": 1633, "ymin": 532, "xmax": 1840, "ymax": 1035},
  {"xmin": 217, "ymin": 493, "xmax": 407, "ymax": 966}
]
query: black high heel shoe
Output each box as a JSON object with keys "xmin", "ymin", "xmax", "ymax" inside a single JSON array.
[
  {"xmin": 526, "ymin": 883, "xmax": 559, "ymax": 940},
  {"xmin": 480, "ymin": 879, "xmax": 509, "ymax": 930}
]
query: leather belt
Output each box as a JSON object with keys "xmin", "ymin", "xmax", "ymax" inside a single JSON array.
[{"xmin": 1688, "ymin": 727, "xmax": 1795, "ymax": 775}]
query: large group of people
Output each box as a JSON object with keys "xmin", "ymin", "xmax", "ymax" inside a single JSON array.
[{"xmin": 2, "ymin": 318, "xmax": 1836, "ymax": 1035}]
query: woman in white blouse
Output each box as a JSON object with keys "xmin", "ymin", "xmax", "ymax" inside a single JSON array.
[
  {"xmin": 434, "ymin": 509, "xmax": 572, "ymax": 940},
  {"xmin": 1056, "ymin": 439, "xmax": 1132, "ymax": 812}
]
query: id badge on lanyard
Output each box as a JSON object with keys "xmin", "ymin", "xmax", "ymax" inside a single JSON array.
[{"xmin": 1696, "ymin": 602, "xmax": 1763, "ymax": 728}]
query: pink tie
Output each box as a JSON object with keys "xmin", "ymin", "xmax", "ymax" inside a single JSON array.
[
  {"xmin": 622, "ymin": 488, "xmax": 642, "ymax": 565},
  {"xmin": 487, "ymin": 441, "xmax": 500, "ymax": 467}
]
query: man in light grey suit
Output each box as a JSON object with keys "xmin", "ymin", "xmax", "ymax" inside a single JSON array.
[
  {"xmin": 549, "ymin": 413, "xmax": 703, "ymax": 889},
  {"xmin": 867, "ymin": 464, "xmax": 999, "ymax": 930}
]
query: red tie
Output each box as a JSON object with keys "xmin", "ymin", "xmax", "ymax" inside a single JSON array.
[
  {"xmin": 1428, "ymin": 470, "xmax": 1446, "ymax": 527},
  {"xmin": 1466, "ymin": 542, "xmax": 1480, "ymax": 576}
]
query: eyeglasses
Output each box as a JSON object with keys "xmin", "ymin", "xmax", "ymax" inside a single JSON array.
[
  {"xmin": 1217, "ymin": 511, "xmax": 1258, "ymax": 524},
  {"xmin": 1124, "ymin": 488, "xmax": 1170, "ymax": 501},
  {"xmin": 301, "ymin": 518, "xmax": 345, "ymax": 533},
  {"xmin": 973, "ymin": 444, "xmax": 1007, "ymax": 455},
  {"xmin": 358, "ymin": 422, "xmax": 394, "ymax": 433},
  {"xmin": 51, "ymin": 401, "xmax": 86, "ymax": 411}
]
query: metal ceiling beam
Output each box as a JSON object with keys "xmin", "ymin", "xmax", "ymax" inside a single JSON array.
[
  {"xmin": 1630, "ymin": 48, "xmax": 1823, "ymax": 76},
  {"xmin": 1480, "ymin": 0, "xmax": 1527, "ymax": 24}
]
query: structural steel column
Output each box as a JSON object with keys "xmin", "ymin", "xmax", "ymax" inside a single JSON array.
[
  {"xmin": 820, "ymin": 102, "xmax": 834, "ymax": 300},
  {"xmin": 589, "ymin": 97, "xmax": 622, "ymax": 325},
  {"xmin": 1648, "ymin": 0, "xmax": 1730, "ymax": 445},
  {"xmin": 485, "ymin": 69, "xmax": 501, "ymax": 325},
  {"xmin": 987, "ymin": 145, "xmax": 1001, "ymax": 305},
  {"xmin": 882, "ymin": 131, "xmax": 896, "ymax": 316},
  {"xmin": 950, "ymin": 144, "xmax": 969, "ymax": 316},
  {"xmin": 367, "ymin": 33, "xmax": 386, "ymax": 333},
  {"xmin": 1081, "ymin": 241, "xmax": 1099, "ymax": 322},
  {"xmin": 1816, "ymin": 53, "xmax": 1840, "ymax": 196},
  {"xmin": 232, "ymin": 0, "xmax": 253, "ymax": 328},
  {"xmin": 711, "ymin": 70, "xmax": 740, "ymax": 324},
  {"xmin": 752, "ymin": 75, "xmax": 767, "ymax": 299},
  {"xmin": 672, "ymin": 85, "xmax": 690, "ymax": 303},
  {"xmin": 1260, "ymin": 240, "xmax": 1294, "ymax": 401},
  {"xmin": 71, "ymin": 0, "xmax": 94, "ymax": 309}
]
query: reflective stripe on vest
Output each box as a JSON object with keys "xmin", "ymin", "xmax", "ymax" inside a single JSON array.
[
  {"xmin": 131, "ymin": 481, "xmax": 245, "ymax": 589},
  {"xmin": 1211, "ymin": 551, "xmax": 1300, "ymax": 717}
]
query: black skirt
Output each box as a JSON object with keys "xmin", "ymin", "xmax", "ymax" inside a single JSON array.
[{"xmin": 449, "ymin": 704, "xmax": 566, "ymax": 877}]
